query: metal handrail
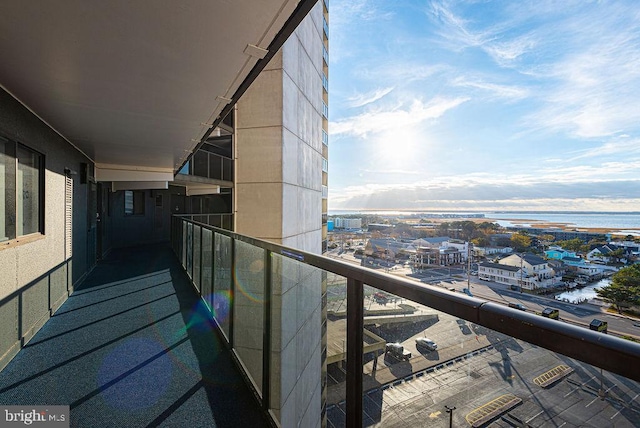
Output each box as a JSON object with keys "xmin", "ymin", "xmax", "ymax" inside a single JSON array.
[{"xmin": 175, "ymin": 216, "xmax": 640, "ymax": 383}]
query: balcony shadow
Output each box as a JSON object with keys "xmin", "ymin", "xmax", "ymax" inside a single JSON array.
[
  {"xmin": 0, "ymin": 244, "xmax": 268, "ymax": 427},
  {"xmin": 164, "ymin": 265, "xmax": 269, "ymax": 427}
]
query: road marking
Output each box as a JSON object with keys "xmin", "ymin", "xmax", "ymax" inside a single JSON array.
[
  {"xmin": 612, "ymin": 393, "xmax": 640, "ymax": 419},
  {"xmin": 526, "ymin": 410, "xmax": 544, "ymax": 423},
  {"xmin": 564, "ymin": 387, "xmax": 579, "ymax": 397},
  {"xmin": 585, "ymin": 396, "xmax": 600, "ymax": 408},
  {"xmin": 558, "ymin": 422, "xmax": 566, "ymax": 427}
]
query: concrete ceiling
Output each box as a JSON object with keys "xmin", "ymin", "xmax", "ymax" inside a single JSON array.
[{"xmin": 0, "ymin": 0, "xmax": 300, "ymax": 175}]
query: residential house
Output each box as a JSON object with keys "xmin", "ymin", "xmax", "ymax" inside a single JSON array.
[
  {"xmin": 587, "ymin": 244, "xmax": 625, "ymax": 264},
  {"xmin": 474, "ymin": 246, "xmax": 513, "ymax": 257},
  {"xmin": 479, "ymin": 253, "xmax": 562, "ymax": 290},
  {"xmin": 545, "ymin": 246, "xmax": 577, "ymax": 260}
]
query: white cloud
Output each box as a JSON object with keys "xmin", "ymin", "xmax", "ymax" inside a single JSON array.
[
  {"xmin": 566, "ymin": 138, "xmax": 640, "ymax": 162},
  {"xmin": 330, "ymin": 97, "xmax": 469, "ymax": 137},
  {"xmin": 484, "ymin": 34, "xmax": 537, "ymax": 67},
  {"xmin": 451, "ymin": 77, "xmax": 529, "ymax": 100},
  {"xmin": 428, "ymin": 0, "xmax": 496, "ymax": 50},
  {"xmin": 347, "ymin": 87, "xmax": 394, "ymax": 108}
]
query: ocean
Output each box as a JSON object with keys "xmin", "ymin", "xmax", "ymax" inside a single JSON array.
[
  {"xmin": 328, "ymin": 210, "xmax": 640, "ymax": 231},
  {"xmin": 487, "ymin": 212, "xmax": 640, "ymax": 230}
]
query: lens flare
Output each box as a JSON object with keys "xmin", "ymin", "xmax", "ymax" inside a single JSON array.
[
  {"xmin": 234, "ymin": 258, "xmax": 266, "ymax": 303},
  {"xmin": 96, "ymin": 338, "xmax": 172, "ymax": 411}
]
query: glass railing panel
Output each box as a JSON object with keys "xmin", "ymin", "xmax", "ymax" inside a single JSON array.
[
  {"xmin": 270, "ymin": 253, "xmax": 327, "ymax": 426},
  {"xmin": 213, "ymin": 232, "xmax": 232, "ymax": 340},
  {"xmin": 192, "ymin": 224, "xmax": 201, "ymax": 292},
  {"xmin": 234, "ymin": 240, "xmax": 265, "ymax": 396},
  {"xmin": 208, "ymin": 215, "xmax": 221, "ymax": 229},
  {"xmin": 201, "ymin": 228, "xmax": 213, "ymax": 310},
  {"xmin": 193, "ymin": 150, "xmax": 208, "ymax": 177},
  {"xmin": 222, "ymin": 214, "xmax": 233, "ymax": 231},
  {"xmin": 340, "ymin": 286, "xmax": 640, "ymax": 428},
  {"xmin": 209, "ymin": 154, "xmax": 222, "ymax": 180},
  {"xmin": 223, "ymin": 158, "xmax": 233, "ymax": 182},
  {"xmin": 324, "ymin": 271, "xmax": 349, "ymax": 428},
  {"xmin": 186, "ymin": 222, "xmax": 193, "ymax": 278},
  {"xmin": 181, "ymin": 220, "xmax": 187, "ymax": 268}
]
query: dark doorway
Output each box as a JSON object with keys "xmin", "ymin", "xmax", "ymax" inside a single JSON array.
[{"xmin": 171, "ymin": 194, "xmax": 186, "ymax": 215}]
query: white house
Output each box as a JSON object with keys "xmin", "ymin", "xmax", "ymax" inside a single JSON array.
[{"xmin": 479, "ymin": 253, "xmax": 562, "ymax": 290}]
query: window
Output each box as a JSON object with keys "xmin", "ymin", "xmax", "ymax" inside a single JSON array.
[
  {"xmin": 1, "ymin": 136, "xmax": 44, "ymax": 242},
  {"xmin": 124, "ymin": 190, "xmax": 145, "ymax": 215}
]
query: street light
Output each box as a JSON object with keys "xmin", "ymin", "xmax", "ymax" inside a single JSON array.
[{"xmin": 445, "ymin": 405, "xmax": 456, "ymax": 428}]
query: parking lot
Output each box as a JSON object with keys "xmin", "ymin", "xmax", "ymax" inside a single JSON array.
[
  {"xmin": 324, "ymin": 255, "xmax": 640, "ymax": 426},
  {"xmin": 328, "ymin": 327, "xmax": 640, "ymax": 427},
  {"xmin": 325, "ymin": 292, "xmax": 640, "ymax": 427}
]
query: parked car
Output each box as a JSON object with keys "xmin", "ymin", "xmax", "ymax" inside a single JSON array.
[
  {"xmin": 385, "ymin": 343, "xmax": 411, "ymax": 360},
  {"xmin": 589, "ymin": 319, "xmax": 608, "ymax": 333},
  {"xmin": 541, "ymin": 308, "xmax": 559, "ymax": 319},
  {"xmin": 415, "ymin": 338, "xmax": 438, "ymax": 352},
  {"xmin": 508, "ymin": 302, "xmax": 527, "ymax": 311}
]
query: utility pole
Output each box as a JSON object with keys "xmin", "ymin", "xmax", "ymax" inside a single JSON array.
[
  {"xmin": 519, "ymin": 254, "xmax": 524, "ymax": 293},
  {"xmin": 445, "ymin": 405, "xmax": 456, "ymax": 428},
  {"xmin": 467, "ymin": 242, "xmax": 472, "ymax": 289}
]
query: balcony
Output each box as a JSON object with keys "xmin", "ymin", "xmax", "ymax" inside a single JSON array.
[
  {"xmin": 0, "ymin": 243, "xmax": 268, "ymax": 427},
  {"xmin": 169, "ymin": 217, "xmax": 640, "ymax": 427},
  {"xmin": 2, "ymin": 217, "xmax": 640, "ymax": 427}
]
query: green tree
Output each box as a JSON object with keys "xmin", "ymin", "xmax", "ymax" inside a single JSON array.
[
  {"xmin": 555, "ymin": 238, "xmax": 587, "ymax": 253},
  {"xmin": 477, "ymin": 221, "xmax": 500, "ymax": 232},
  {"xmin": 510, "ymin": 232, "xmax": 532, "ymax": 252},
  {"xmin": 608, "ymin": 248, "xmax": 625, "ymax": 265},
  {"xmin": 471, "ymin": 236, "xmax": 490, "ymax": 247},
  {"xmin": 436, "ymin": 222, "xmax": 451, "ymax": 236},
  {"xmin": 596, "ymin": 265, "xmax": 640, "ymax": 313}
]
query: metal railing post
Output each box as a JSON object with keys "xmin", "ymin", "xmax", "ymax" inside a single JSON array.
[{"xmin": 346, "ymin": 277, "xmax": 363, "ymax": 427}]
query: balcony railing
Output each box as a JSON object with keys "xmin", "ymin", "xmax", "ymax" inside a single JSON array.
[
  {"xmin": 171, "ymin": 216, "xmax": 640, "ymax": 427},
  {"xmin": 179, "ymin": 150, "xmax": 233, "ymax": 182},
  {"xmin": 176, "ymin": 213, "xmax": 233, "ymax": 231}
]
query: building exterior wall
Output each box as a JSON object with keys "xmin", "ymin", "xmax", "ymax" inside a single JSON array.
[
  {"xmin": 235, "ymin": 3, "xmax": 326, "ymax": 426},
  {"xmin": 235, "ymin": 10, "xmax": 323, "ymax": 254},
  {"xmin": 0, "ymin": 88, "xmax": 93, "ymax": 370}
]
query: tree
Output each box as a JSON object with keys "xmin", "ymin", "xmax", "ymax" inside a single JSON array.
[
  {"xmin": 471, "ymin": 236, "xmax": 490, "ymax": 247},
  {"xmin": 539, "ymin": 234, "xmax": 555, "ymax": 243},
  {"xmin": 555, "ymin": 238, "xmax": 587, "ymax": 253},
  {"xmin": 510, "ymin": 232, "xmax": 532, "ymax": 252},
  {"xmin": 608, "ymin": 248, "xmax": 625, "ymax": 265},
  {"xmin": 596, "ymin": 265, "xmax": 640, "ymax": 313}
]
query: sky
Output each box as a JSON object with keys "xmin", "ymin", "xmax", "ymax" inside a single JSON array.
[{"xmin": 327, "ymin": 0, "xmax": 640, "ymax": 212}]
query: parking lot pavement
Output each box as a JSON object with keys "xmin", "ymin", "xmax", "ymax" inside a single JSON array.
[{"xmin": 328, "ymin": 336, "xmax": 640, "ymax": 428}]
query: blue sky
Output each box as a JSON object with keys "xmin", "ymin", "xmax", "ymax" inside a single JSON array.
[{"xmin": 327, "ymin": 0, "xmax": 640, "ymax": 212}]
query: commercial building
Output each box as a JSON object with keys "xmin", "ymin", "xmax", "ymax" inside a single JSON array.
[{"xmin": 332, "ymin": 217, "xmax": 362, "ymax": 229}]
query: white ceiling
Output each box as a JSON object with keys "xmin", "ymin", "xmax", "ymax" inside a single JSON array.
[{"xmin": 0, "ymin": 0, "xmax": 299, "ymax": 174}]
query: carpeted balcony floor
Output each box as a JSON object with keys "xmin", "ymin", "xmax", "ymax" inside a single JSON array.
[{"xmin": 0, "ymin": 244, "xmax": 268, "ymax": 427}]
